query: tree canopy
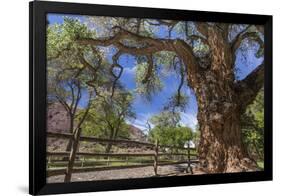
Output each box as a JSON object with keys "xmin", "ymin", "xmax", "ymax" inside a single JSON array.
[{"xmin": 148, "ymin": 111, "xmax": 193, "ymax": 147}]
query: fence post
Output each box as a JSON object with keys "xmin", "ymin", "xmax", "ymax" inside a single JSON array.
[
  {"xmin": 153, "ymin": 139, "xmax": 159, "ymax": 176},
  {"xmin": 64, "ymin": 128, "xmax": 82, "ymax": 183},
  {"xmin": 47, "ymin": 156, "xmax": 51, "ymax": 168},
  {"xmin": 81, "ymin": 157, "xmax": 85, "ymax": 167},
  {"xmin": 186, "ymin": 141, "xmax": 193, "ymax": 174},
  {"xmin": 107, "ymin": 156, "xmax": 110, "ymax": 166}
]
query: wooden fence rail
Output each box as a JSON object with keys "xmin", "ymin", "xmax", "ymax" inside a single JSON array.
[
  {"xmin": 47, "ymin": 160, "xmax": 199, "ymax": 177},
  {"xmin": 47, "ymin": 131, "xmax": 198, "ymax": 182},
  {"xmin": 47, "ymin": 151, "xmax": 197, "ymax": 157},
  {"xmin": 48, "ymin": 131, "xmax": 155, "ymax": 147}
]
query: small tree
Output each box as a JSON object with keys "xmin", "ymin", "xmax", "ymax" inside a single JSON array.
[
  {"xmin": 148, "ymin": 111, "xmax": 193, "ymax": 149},
  {"xmin": 47, "ymin": 17, "xmax": 111, "ymax": 151},
  {"xmin": 82, "ymin": 90, "xmax": 135, "ymax": 152},
  {"xmin": 47, "ymin": 67, "xmax": 94, "ymax": 151}
]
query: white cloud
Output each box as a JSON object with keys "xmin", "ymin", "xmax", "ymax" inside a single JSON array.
[
  {"xmin": 126, "ymin": 112, "xmax": 154, "ymax": 133},
  {"xmin": 123, "ymin": 66, "xmax": 136, "ymax": 76},
  {"xmin": 179, "ymin": 112, "xmax": 198, "ymax": 130}
]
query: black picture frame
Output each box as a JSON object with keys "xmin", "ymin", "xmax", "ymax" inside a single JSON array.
[{"xmin": 29, "ymin": 1, "xmax": 273, "ymax": 195}]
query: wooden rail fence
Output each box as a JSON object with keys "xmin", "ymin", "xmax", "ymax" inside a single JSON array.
[{"xmin": 47, "ymin": 130, "xmax": 198, "ymax": 182}]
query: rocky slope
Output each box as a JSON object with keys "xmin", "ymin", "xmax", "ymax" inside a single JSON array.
[{"xmin": 47, "ymin": 103, "xmax": 147, "ymax": 151}]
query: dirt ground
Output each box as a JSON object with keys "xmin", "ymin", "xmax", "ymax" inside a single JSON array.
[{"xmin": 47, "ymin": 164, "xmax": 206, "ymax": 183}]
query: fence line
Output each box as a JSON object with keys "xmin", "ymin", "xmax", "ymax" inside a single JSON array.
[
  {"xmin": 47, "ymin": 160, "xmax": 199, "ymax": 177},
  {"xmin": 47, "ymin": 131, "xmax": 198, "ymax": 182},
  {"xmin": 48, "ymin": 131, "xmax": 155, "ymax": 147},
  {"xmin": 47, "ymin": 151, "xmax": 197, "ymax": 157}
]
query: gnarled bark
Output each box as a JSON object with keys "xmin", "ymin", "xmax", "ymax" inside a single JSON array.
[{"xmin": 193, "ymin": 25, "xmax": 262, "ymax": 173}]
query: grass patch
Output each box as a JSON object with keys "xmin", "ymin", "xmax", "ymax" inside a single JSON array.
[{"xmin": 257, "ymin": 160, "xmax": 264, "ymax": 169}]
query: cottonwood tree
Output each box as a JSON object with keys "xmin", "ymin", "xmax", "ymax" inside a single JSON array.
[{"xmin": 76, "ymin": 18, "xmax": 264, "ymax": 173}]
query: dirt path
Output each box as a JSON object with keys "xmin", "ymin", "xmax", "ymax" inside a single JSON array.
[{"xmin": 47, "ymin": 164, "xmax": 205, "ymax": 183}]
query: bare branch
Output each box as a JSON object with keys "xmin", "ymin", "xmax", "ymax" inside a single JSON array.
[
  {"xmin": 73, "ymin": 66, "xmax": 86, "ymax": 78},
  {"xmin": 215, "ymin": 23, "xmax": 230, "ymax": 39},
  {"xmin": 78, "ymin": 26, "xmax": 199, "ymax": 87},
  {"xmin": 67, "ymin": 81, "xmax": 75, "ymax": 112},
  {"xmin": 74, "ymin": 90, "xmax": 94, "ymax": 132},
  {"xmin": 110, "ymin": 50, "xmax": 124, "ymax": 98},
  {"xmin": 172, "ymin": 40, "xmax": 200, "ymax": 86},
  {"xmin": 79, "ymin": 47, "xmax": 102, "ymax": 79},
  {"xmin": 255, "ymin": 25, "xmax": 264, "ymax": 34},
  {"xmin": 231, "ymin": 25, "xmax": 251, "ymax": 43},
  {"xmin": 145, "ymin": 19, "xmax": 178, "ymax": 27},
  {"xmin": 135, "ymin": 19, "xmax": 141, "ymax": 34},
  {"xmin": 231, "ymin": 31, "xmax": 264, "ymax": 54},
  {"xmin": 55, "ymin": 94, "xmax": 71, "ymax": 114},
  {"xmin": 235, "ymin": 62, "xmax": 264, "ymax": 112},
  {"xmin": 188, "ymin": 35, "xmax": 209, "ymax": 45},
  {"xmin": 72, "ymin": 81, "xmax": 81, "ymax": 117},
  {"xmin": 78, "ymin": 26, "xmax": 175, "ymax": 55},
  {"xmin": 195, "ymin": 22, "xmax": 209, "ymax": 37},
  {"xmin": 177, "ymin": 60, "xmax": 185, "ymax": 106}
]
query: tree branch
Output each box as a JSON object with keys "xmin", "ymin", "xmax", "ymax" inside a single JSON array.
[
  {"xmin": 79, "ymin": 47, "xmax": 102, "ymax": 80},
  {"xmin": 74, "ymin": 90, "xmax": 93, "ymax": 132},
  {"xmin": 78, "ymin": 26, "xmax": 177, "ymax": 54},
  {"xmin": 231, "ymin": 31, "xmax": 264, "ymax": 55},
  {"xmin": 235, "ymin": 62, "xmax": 264, "ymax": 112},
  {"xmin": 177, "ymin": 60, "xmax": 185, "ymax": 106},
  {"xmin": 145, "ymin": 19, "xmax": 178, "ymax": 27},
  {"xmin": 55, "ymin": 94, "xmax": 71, "ymax": 114},
  {"xmin": 110, "ymin": 50, "xmax": 124, "ymax": 98},
  {"xmin": 188, "ymin": 35, "xmax": 209, "ymax": 45},
  {"xmin": 72, "ymin": 81, "xmax": 81, "ymax": 117},
  {"xmin": 67, "ymin": 81, "xmax": 75, "ymax": 113},
  {"xmin": 78, "ymin": 26, "xmax": 199, "ymax": 87},
  {"xmin": 195, "ymin": 22, "xmax": 209, "ymax": 37}
]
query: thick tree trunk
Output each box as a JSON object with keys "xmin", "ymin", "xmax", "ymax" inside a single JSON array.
[
  {"xmin": 105, "ymin": 129, "xmax": 115, "ymax": 153},
  {"xmin": 65, "ymin": 118, "xmax": 74, "ymax": 152},
  {"xmin": 176, "ymin": 26, "xmax": 259, "ymax": 173},
  {"xmin": 66, "ymin": 139, "xmax": 73, "ymax": 152},
  {"xmin": 105, "ymin": 143, "xmax": 113, "ymax": 153},
  {"xmin": 105, "ymin": 127, "xmax": 121, "ymax": 153},
  {"xmin": 197, "ymin": 110, "xmax": 257, "ymax": 173},
  {"xmin": 64, "ymin": 118, "xmax": 74, "ymax": 161}
]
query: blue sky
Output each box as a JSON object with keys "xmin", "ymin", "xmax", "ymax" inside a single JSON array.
[{"xmin": 47, "ymin": 14, "xmax": 263, "ymax": 132}]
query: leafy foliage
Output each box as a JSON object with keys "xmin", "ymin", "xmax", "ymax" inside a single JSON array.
[
  {"xmin": 164, "ymin": 93, "xmax": 189, "ymax": 112},
  {"xmin": 148, "ymin": 111, "xmax": 193, "ymax": 147},
  {"xmin": 135, "ymin": 62, "xmax": 163, "ymax": 99},
  {"xmin": 82, "ymin": 90, "xmax": 135, "ymax": 139},
  {"xmin": 150, "ymin": 111, "xmax": 181, "ymax": 128},
  {"xmin": 241, "ymin": 88, "xmax": 264, "ymax": 161},
  {"xmin": 149, "ymin": 126, "xmax": 193, "ymax": 148},
  {"xmin": 47, "ymin": 17, "xmax": 94, "ymax": 63}
]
